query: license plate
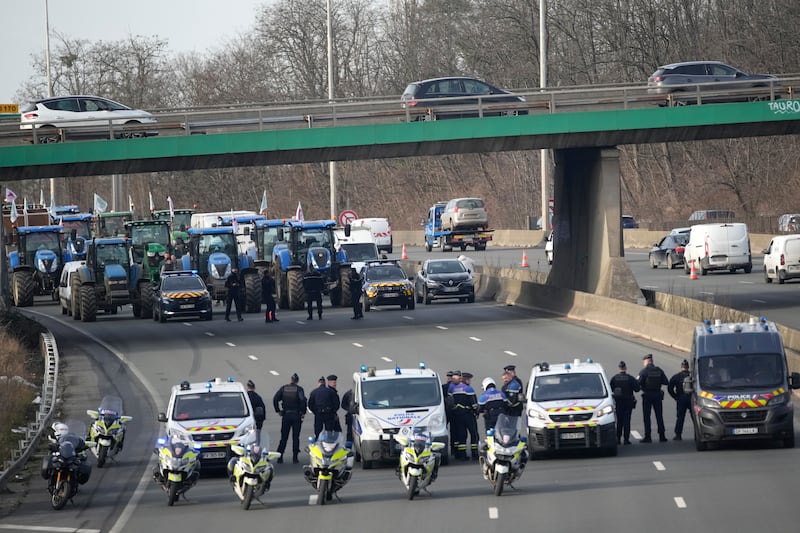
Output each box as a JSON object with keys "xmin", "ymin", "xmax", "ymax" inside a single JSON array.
[
  {"xmin": 560, "ymin": 432, "xmax": 584, "ymax": 440},
  {"xmin": 443, "ymin": 287, "xmax": 459, "ymax": 292},
  {"xmin": 179, "ymin": 304, "xmax": 194, "ymax": 309},
  {"xmin": 203, "ymin": 451, "xmax": 226, "ymax": 459},
  {"xmin": 383, "ymin": 292, "xmax": 398, "ymax": 297},
  {"xmin": 732, "ymin": 427, "xmax": 758, "ymax": 435}
]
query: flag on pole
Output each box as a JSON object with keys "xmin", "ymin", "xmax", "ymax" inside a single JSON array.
[
  {"xmin": 231, "ymin": 209, "xmax": 240, "ymax": 234},
  {"xmin": 50, "ymin": 189, "xmax": 55, "ymax": 216},
  {"xmin": 10, "ymin": 199, "xmax": 18, "ymax": 223},
  {"xmin": 129, "ymin": 194, "xmax": 135, "ymax": 213},
  {"xmin": 40, "ymin": 189, "xmax": 45, "ymax": 207},
  {"xmin": 23, "ymin": 197, "xmax": 28, "ymax": 225},
  {"xmin": 260, "ymin": 190, "xmax": 268, "ymax": 215},
  {"xmin": 94, "ymin": 193, "xmax": 108, "ymax": 214},
  {"xmin": 5, "ymin": 188, "xmax": 17, "ymax": 204},
  {"xmin": 295, "ymin": 201, "xmax": 304, "ymax": 222},
  {"xmin": 149, "ymin": 191, "xmax": 155, "ymax": 212},
  {"xmin": 167, "ymin": 196, "xmax": 174, "ymax": 220}
]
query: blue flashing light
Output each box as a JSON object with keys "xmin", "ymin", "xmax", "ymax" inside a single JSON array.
[
  {"xmin": 193, "ymin": 442, "xmax": 203, "ymax": 450},
  {"xmin": 157, "ymin": 437, "xmax": 167, "ymax": 446},
  {"xmin": 706, "ymin": 326, "xmax": 713, "ymax": 333},
  {"xmin": 586, "ymin": 358, "xmax": 593, "ymax": 364},
  {"xmin": 360, "ymin": 365, "xmax": 367, "ymax": 372},
  {"xmin": 395, "ymin": 366, "xmax": 401, "ymax": 375},
  {"xmin": 191, "ymin": 269, "xmax": 198, "ymax": 275},
  {"xmin": 227, "ymin": 376, "xmax": 235, "ymax": 382},
  {"xmin": 703, "ymin": 319, "xmax": 711, "ymax": 326},
  {"xmin": 308, "ymin": 436, "xmax": 316, "ymax": 444},
  {"xmin": 760, "ymin": 316, "xmax": 767, "ymax": 324},
  {"xmin": 565, "ymin": 363, "xmax": 571, "ymax": 370},
  {"xmin": 762, "ymin": 324, "xmax": 769, "ymax": 331},
  {"xmin": 205, "ymin": 381, "xmax": 213, "ymax": 390},
  {"xmin": 419, "ymin": 361, "xmax": 426, "ymax": 369},
  {"xmin": 487, "ymin": 429, "xmax": 495, "ymax": 437}
]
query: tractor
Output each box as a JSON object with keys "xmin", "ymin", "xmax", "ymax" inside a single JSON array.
[
  {"xmin": 126, "ymin": 220, "xmax": 171, "ymax": 318},
  {"xmin": 271, "ymin": 220, "xmax": 352, "ymax": 310},
  {"xmin": 71, "ymin": 238, "xmax": 137, "ymax": 322},
  {"xmin": 182, "ymin": 227, "xmax": 261, "ymax": 312},
  {"xmin": 7, "ymin": 225, "xmax": 65, "ymax": 307},
  {"xmin": 58, "ymin": 212, "xmax": 94, "ymax": 260},
  {"xmin": 152, "ymin": 208, "xmax": 194, "ymax": 254},
  {"xmin": 96, "ymin": 211, "xmax": 133, "ymax": 238},
  {"xmin": 251, "ymin": 219, "xmax": 289, "ymax": 275}
]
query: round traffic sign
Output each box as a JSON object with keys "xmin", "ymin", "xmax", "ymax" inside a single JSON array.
[{"xmin": 339, "ymin": 209, "xmax": 358, "ymax": 226}]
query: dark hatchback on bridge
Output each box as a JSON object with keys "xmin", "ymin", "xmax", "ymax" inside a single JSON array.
[
  {"xmin": 401, "ymin": 77, "xmax": 527, "ymax": 120},
  {"xmin": 647, "ymin": 61, "xmax": 780, "ymax": 104}
]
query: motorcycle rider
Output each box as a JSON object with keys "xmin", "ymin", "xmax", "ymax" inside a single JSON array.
[
  {"xmin": 478, "ymin": 378, "xmax": 509, "ymax": 435},
  {"xmin": 308, "ymin": 374, "xmax": 341, "ymax": 436},
  {"xmin": 668, "ymin": 359, "xmax": 692, "ymax": 441},
  {"xmin": 273, "ymin": 373, "xmax": 307, "ymax": 464},
  {"xmin": 610, "ymin": 360, "xmax": 640, "ymax": 445},
  {"xmin": 246, "ymin": 380, "xmax": 267, "ymax": 446}
]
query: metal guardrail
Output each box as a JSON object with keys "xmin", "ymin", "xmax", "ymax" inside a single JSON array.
[{"xmin": 0, "ymin": 331, "xmax": 59, "ymax": 491}]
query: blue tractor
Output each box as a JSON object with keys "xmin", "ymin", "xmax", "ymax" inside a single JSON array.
[
  {"xmin": 71, "ymin": 238, "xmax": 138, "ymax": 322},
  {"xmin": 271, "ymin": 220, "xmax": 352, "ymax": 310},
  {"xmin": 58, "ymin": 212, "xmax": 94, "ymax": 260},
  {"xmin": 182, "ymin": 227, "xmax": 261, "ymax": 311},
  {"xmin": 8, "ymin": 225, "xmax": 65, "ymax": 307}
]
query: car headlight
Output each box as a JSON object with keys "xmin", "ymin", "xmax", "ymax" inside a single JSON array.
[
  {"xmin": 767, "ymin": 394, "xmax": 788, "ymax": 407},
  {"xmin": 170, "ymin": 427, "xmax": 193, "ymax": 442},
  {"xmin": 365, "ymin": 418, "xmax": 383, "ymax": 432},
  {"xmin": 596, "ymin": 405, "xmax": 614, "ymax": 417},
  {"xmin": 366, "ymin": 287, "xmax": 378, "ymax": 297},
  {"xmin": 698, "ymin": 395, "xmax": 719, "ymax": 409},
  {"xmin": 425, "ymin": 280, "xmax": 439, "ymax": 288},
  {"xmin": 527, "ymin": 408, "xmax": 547, "ymax": 421},
  {"xmin": 428, "ymin": 412, "xmax": 445, "ymax": 430},
  {"xmin": 235, "ymin": 421, "xmax": 254, "ymax": 439}
]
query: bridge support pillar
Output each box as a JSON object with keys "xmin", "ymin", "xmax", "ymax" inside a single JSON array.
[{"xmin": 546, "ymin": 147, "xmax": 641, "ymax": 303}]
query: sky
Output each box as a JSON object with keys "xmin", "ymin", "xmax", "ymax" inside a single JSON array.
[{"xmin": 0, "ymin": 0, "xmax": 267, "ymax": 104}]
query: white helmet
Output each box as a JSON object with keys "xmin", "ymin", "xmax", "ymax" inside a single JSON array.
[
  {"xmin": 53, "ymin": 422, "xmax": 69, "ymax": 437},
  {"xmin": 481, "ymin": 377, "xmax": 496, "ymax": 391}
]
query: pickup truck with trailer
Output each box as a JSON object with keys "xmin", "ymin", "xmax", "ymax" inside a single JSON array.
[{"xmin": 424, "ymin": 202, "xmax": 493, "ymax": 252}]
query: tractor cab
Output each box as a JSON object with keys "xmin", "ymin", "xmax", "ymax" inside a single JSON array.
[
  {"xmin": 59, "ymin": 213, "xmax": 94, "ymax": 260},
  {"xmin": 71, "ymin": 238, "xmax": 135, "ymax": 321},
  {"xmin": 125, "ymin": 220, "xmax": 172, "ymax": 264},
  {"xmin": 7, "ymin": 225, "xmax": 65, "ymax": 306},
  {"xmin": 97, "ymin": 211, "xmax": 133, "ymax": 238}
]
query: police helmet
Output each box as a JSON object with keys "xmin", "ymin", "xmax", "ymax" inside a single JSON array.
[
  {"xmin": 482, "ymin": 377, "xmax": 496, "ymax": 391},
  {"xmin": 53, "ymin": 422, "xmax": 69, "ymax": 437}
]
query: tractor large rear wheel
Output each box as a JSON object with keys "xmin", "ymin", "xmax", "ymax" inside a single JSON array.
[
  {"xmin": 71, "ymin": 278, "xmax": 82, "ymax": 320},
  {"xmin": 12, "ymin": 270, "xmax": 35, "ymax": 307},
  {"xmin": 140, "ymin": 283, "xmax": 154, "ymax": 319},
  {"xmin": 80, "ymin": 285, "xmax": 97, "ymax": 322},
  {"xmin": 276, "ymin": 269, "xmax": 289, "ymax": 309},
  {"xmin": 287, "ymin": 270, "xmax": 305, "ymax": 310},
  {"xmin": 243, "ymin": 271, "xmax": 261, "ymax": 313}
]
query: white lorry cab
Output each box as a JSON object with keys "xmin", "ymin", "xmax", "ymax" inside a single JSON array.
[
  {"xmin": 683, "ymin": 222, "xmax": 752, "ymax": 275},
  {"xmin": 334, "ymin": 226, "xmax": 381, "ymax": 273},
  {"xmin": 349, "ymin": 217, "xmax": 393, "ymax": 254},
  {"xmin": 157, "ymin": 378, "xmax": 258, "ymax": 468},
  {"xmin": 526, "ymin": 359, "xmax": 618, "ymax": 457},
  {"xmin": 350, "ymin": 363, "xmax": 448, "ymax": 469}
]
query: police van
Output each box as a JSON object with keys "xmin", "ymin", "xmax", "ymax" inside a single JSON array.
[
  {"xmin": 157, "ymin": 378, "xmax": 259, "ymax": 468},
  {"xmin": 350, "ymin": 363, "xmax": 448, "ymax": 469},
  {"xmin": 685, "ymin": 318, "xmax": 800, "ymax": 451},
  {"xmin": 525, "ymin": 359, "xmax": 618, "ymax": 457}
]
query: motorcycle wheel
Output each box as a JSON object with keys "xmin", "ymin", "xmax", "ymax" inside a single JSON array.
[
  {"xmin": 97, "ymin": 445, "xmax": 108, "ymax": 468},
  {"xmin": 242, "ymin": 484, "xmax": 254, "ymax": 510},
  {"xmin": 51, "ymin": 479, "xmax": 69, "ymax": 510},
  {"xmin": 494, "ymin": 472, "xmax": 506, "ymax": 496},
  {"xmin": 317, "ymin": 479, "xmax": 329, "ymax": 506},
  {"xmin": 167, "ymin": 482, "xmax": 179, "ymax": 506},
  {"xmin": 407, "ymin": 475, "xmax": 418, "ymax": 501}
]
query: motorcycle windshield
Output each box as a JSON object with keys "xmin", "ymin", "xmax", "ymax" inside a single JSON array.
[
  {"xmin": 493, "ymin": 414, "xmax": 520, "ymax": 446},
  {"xmin": 97, "ymin": 395, "xmax": 123, "ymax": 417},
  {"xmin": 317, "ymin": 430, "xmax": 342, "ymax": 456}
]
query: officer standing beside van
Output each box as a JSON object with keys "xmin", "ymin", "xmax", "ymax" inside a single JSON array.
[
  {"xmin": 668, "ymin": 360, "xmax": 692, "ymax": 441},
  {"xmin": 610, "ymin": 361, "xmax": 640, "ymax": 445},
  {"xmin": 638, "ymin": 354, "xmax": 668, "ymax": 443}
]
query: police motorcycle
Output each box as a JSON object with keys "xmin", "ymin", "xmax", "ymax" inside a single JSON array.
[
  {"xmin": 227, "ymin": 429, "xmax": 281, "ymax": 510},
  {"xmin": 86, "ymin": 395, "xmax": 132, "ymax": 468},
  {"xmin": 479, "ymin": 414, "xmax": 528, "ymax": 496},
  {"xmin": 302, "ymin": 430, "xmax": 354, "ymax": 505},
  {"xmin": 394, "ymin": 426, "xmax": 444, "ymax": 500},
  {"xmin": 41, "ymin": 420, "xmax": 93, "ymax": 510},
  {"xmin": 153, "ymin": 434, "xmax": 201, "ymax": 506}
]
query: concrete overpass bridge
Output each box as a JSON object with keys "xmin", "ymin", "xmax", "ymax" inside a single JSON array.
[{"xmin": 2, "ymin": 93, "xmax": 800, "ymax": 301}]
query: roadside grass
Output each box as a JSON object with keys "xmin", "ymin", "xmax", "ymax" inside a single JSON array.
[{"xmin": 0, "ymin": 312, "xmax": 47, "ymax": 463}]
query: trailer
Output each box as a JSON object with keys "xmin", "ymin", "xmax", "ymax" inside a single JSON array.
[{"xmin": 424, "ymin": 202, "xmax": 493, "ymax": 252}]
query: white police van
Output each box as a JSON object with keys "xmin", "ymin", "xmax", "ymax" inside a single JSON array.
[
  {"xmin": 158, "ymin": 377, "xmax": 258, "ymax": 468},
  {"xmin": 525, "ymin": 359, "xmax": 617, "ymax": 457},
  {"xmin": 349, "ymin": 363, "xmax": 448, "ymax": 469}
]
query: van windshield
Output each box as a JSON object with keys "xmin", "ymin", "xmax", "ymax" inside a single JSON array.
[
  {"xmin": 172, "ymin": 392, "xmax": 249, "ymax": 420},
  {"xmin": 532, "ymin": 373, "xmax": 608, "ymax": 401},
  {"xmin": 360, "ymin": 377, "xmax": 441, "ymax": 409},
  {"xmin": 698, "ymin": 353, "xmax": 784, "ymax": 390}
]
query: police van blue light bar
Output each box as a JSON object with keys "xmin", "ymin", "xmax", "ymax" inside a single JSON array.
[
  {"xmin": 419, "ymin": 361, "xmax": 426, "ymax": 369},
  {"xmin": 395, "ymin": 366, "xmax": 401, "ymax": 375},
  {"xmin": 360, "ymin": 365, "xmax": 367, "ymax": 372}
]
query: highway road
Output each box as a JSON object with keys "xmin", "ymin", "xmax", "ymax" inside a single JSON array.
[{"xmin": 3, "ymin": 289, "xmax": 798, "ymax": 533}]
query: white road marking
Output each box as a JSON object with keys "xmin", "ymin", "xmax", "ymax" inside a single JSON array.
[
  {"xmin": 653, "ymin": 461, "xmax": 665, "ymax": 471},
  {"xmin": 297, "ymin": 320, "xmax": 306, "ymax": 324},
  {"xmin": 752, "ymin": 299, "xmax": 767, "ymax": 304},
  {"xmin": 309, "ymin": 494, "xmax": 319, "ymax": 505},
  {"xmin": 631, "ymin": 430, "xmax": 642, "ymax": 440},
  {"xmin": 324, "ymin": 331, "xmax": 335, "ymax": 336},
  {"xmin": 699, "ymin": 291, "xmax": 715, "ymax": 296},
  {"xmin": 269, "ymin": 370, "xmax": 279, "ymax": 376},
  {"xmin": 488, "ymin": 507, "xmax": 499, "ymax": 519},
  {"xmin": 504, "ymin": 350, "xmax": 517, "ymax": 357},
  {"xmin": 205, "ymin": 332, "xmax": 215, "ymax": 337},
  {"xmin": 436, "ymin": 326, "xmax": 448, "ymax": 330},
  {"xmin": 183, "ymin": 322, "xmax": 192, "ymax": 326},
  {"xmin": 674, "ymin": 497, "xmax": 687, "ymax": 508},
  {"xmin": 226, "ymin": 342, "xmax": 236, "ymax": 347},
  {"xmin": 739, "ymin": 281, "xmax": 754, "ymax": 285},
  {"xmin": 353, "ymin": 342, "xmax": 364, "ymax": 348},
  {"xmin": 0, "ymin": 526, "xmax": 100, "ymax": 533},
  {"xmin": 248, "ymin": 355, "xmax": 258, "ymax": 361},
  {"xmin": 403, "ymin": 315, "xmax": 414, "ymax": 320},
  {"xmin": 469, "ymin": 336, "xmax": 482, "ymax": 342},
  {"xmin": 381, "ymin": 356, "xmax": 393, "ymax": 362}
]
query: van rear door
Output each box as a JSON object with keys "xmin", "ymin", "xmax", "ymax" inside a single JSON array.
[
  {"xmin": 784, "ymin": 237, "xmax": 800, "ymax": 271},
  {"xmin": 721, "ymin": 223, "xmax": 749, "ymax": 265}
]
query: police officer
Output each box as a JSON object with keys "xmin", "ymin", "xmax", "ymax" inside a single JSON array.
[
  {"xmin": 610, "ymin": 361, "xmax": 640, "ymax": 445},
  {"xmin": 302, "ymin": 267, "xmax": 324, "ymax": 320},
  {"xmin": 224, "ymin": 267, "xmax": 243, "ymax": 321},
  {"xmin": 501, "ymin": 370, "xmax": 524, "ymax": 417},
  {"xmin": 638, "ymin": 353, "xmax": 669, "ymax": 443},
  {"xmin": 262, "ymin": 270, "xmax": 278, "ymax": 323},
  {"xmin": 246, "ymin": 380, "xmax": 267, "ymax": 446},
  {"xmin": 462, "ymin": 372, "xmax": 480, "ymax": 460},
  {"xmin": 448, "ymin": 371, "xmax": 477, "ymax": 461},
  {"xmin": 668, "ymin": 359, "xmax": 692, "ymax": 441},
  {"xmin": 308, "ymin": 374, "xmax": 341, "ymax": 436},
  {"xmin": 503, "ymin": 365, "xmax": 525, "ymax": 392},
  {"xmin": 442, "ymin": 371, "xmax": 455, "ymax": 454},
  {"xmin": 273, "ymin": 373, "xmax": 307, "ymax": 463},
  {"xmin": 340, "ymin": 388, "xmax": 355, "ymax": 442},
  {"xmin": 349, "ymin": 268, "xmax": 363, "ymax": 320},
  {"xmin": 478, "ymin": 377, "xmax": 509, "ymax": 434}
]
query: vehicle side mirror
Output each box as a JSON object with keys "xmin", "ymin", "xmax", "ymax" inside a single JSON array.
[
  {"xmin": 761, "ymin": 249, "xmax": 768, "ymax": 255},
  {"xmin": 157, "ymin": 413, "xmax": 167, "ymax": 423},
  {"xmin": 277, "ymin": 228, "xmax": 284, "ymax": 242},
  {"xmin": 682, "ymin": 376, "xmax": 694, "ymax": 393},
  {"xmin": 789, "ymin": 372, "xmax": 800, "ymax": 390},
  {"xmin": 344, "ymin": 224, "xmax": 351, "ymax": 237}
]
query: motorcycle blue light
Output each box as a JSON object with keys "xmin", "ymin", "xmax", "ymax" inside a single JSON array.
[
  {"xmin": 565, "ymin": 363, "xmax": 571, "ymax": 370},
  {"xmin": 205, "ymin": 382, "xmax": 212, "ymax": 390},
  {"xmin": 360, "ymin": 365, "xmax": 367, "ymax": 372},
  {"xmin": 308, "ymin": 436, "xmax": 316, "ymax": 443},
  {"xmin": 157, "ymin": 437, "xmax": 167, "ymax": 445},
  {"xmin": 193, "ymin": 442, "xmax": 203, "ymax": 450},
  {"xmin": 586, "ymin": 358, "xmax": 593, "ymax": 363},
  {"xmin": 227, "ymin": 376, "xmax": 235, "ymax": 382},
  {"xmin": 395, "ymin": 366, "xmax": 401, "ymax": 374}
]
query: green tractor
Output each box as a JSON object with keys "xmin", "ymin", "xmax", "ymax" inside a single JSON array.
[
  {"xmin": 152, "ymin": 208, "xmax": 194, "ymax": 255},
  {"xmin": 126, "ymin": 220, "xmax": 171, "ymax": 318},
  {"xmin": 71, "ymin": 238, "xmax": 136, "ymax": 322},
  {"xmin": 97, "ymin": 211, "xmax": 133, "ymax": 238}
]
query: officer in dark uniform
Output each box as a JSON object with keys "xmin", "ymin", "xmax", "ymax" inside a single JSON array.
[
  {"xmin": 610, "ymin": 361, "xmax": 640, "ymax": 445},
  {"xmin": 461, "ymin": 372, "xmax": 480, "ymax": 459},
  {"xmin": 308, "ymin": 374, "xmax": 341, "ymax": 436},
  {"xmin": 442, "ymin": 371, "xmax": 455, "ymax": 454},
  {"xmin": 638, "ymin": 353, "xmax": 669, "ymax": 443},
  {"xmin": 246, "ymin": 380, "xmax": 267, "ymax": 446},
  {"xmin": 224, "ymin": 267, "xmax": 243, "ymax": 321},
  {"xmin": 448, "ymin": 371, "xmax": 477, "ymax": 460},
  {"xmin": 349, "ymin": 268, "xmax": 363, "ymax": 319},
  {"xmin": 262, "ymin": 270, "xmax": 278, "ymax": 322},
  {"xmin": 501, "ymin": 370, "xmax": 524, "ymax": 417},
  {"xmin": 340, "ymin": 388, "xmax": 355, "ymax": 442},
  {"xmin": 668, "ymin": 359, "xmax": 692, "ymax": 441},
  {"xmin": 503, "ymin": 365, "xmax": 525, "ymax": 391},
  {"xmin": 302, "ymin": 267, "xmax": 324, "ymax": 320},
  {"xmin": 273, "ymin": 373, "xmax": 307, "ymax": 463},
  {"xmin": 478, "ymin": 377, "xmax": 509, "ymax": 434}
]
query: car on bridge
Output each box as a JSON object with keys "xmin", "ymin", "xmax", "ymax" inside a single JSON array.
[
  {"xmin": 647, "ymin": 61, "xmax": 779, "ymax": 104},
  {"xmin": 401, "ymin": 76, "xmax": 527, "ymax": 120}
]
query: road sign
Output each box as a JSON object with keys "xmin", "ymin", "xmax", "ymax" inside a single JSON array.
[
  {"xmin": 339, "ymin": 209, "xmax": 358, "ymax": 226},
  {"xmin": 0, "ymin": 103, "xmax": 19, "ymax": 114}
]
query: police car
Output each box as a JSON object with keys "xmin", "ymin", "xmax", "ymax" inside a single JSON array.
[
  {"xmin": 350, "ymin": 363, "xmax": 448, "ymax": 469},
  {"xmin": 153, "ymin": 270, "xmax": 212, "ymax": 322},
  {"xmin": 525, "ymin": 359, "xmax": 617, "ymax": 457},
  {"xmin": 361, "ymin": 260, "xmax": 415, "ymax": 311},
  {"xmin": 157, "ymin": 378, "xmax": 258, "ymax": 468}
]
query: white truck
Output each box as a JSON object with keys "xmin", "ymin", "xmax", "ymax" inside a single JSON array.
[{"xmin": 334, "ymin": 226, "xmax": 382, "ymax": 273}]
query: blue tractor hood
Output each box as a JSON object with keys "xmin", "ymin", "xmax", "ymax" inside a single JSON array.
[
  {"xmin": 104, "ymin": 263, "xmax": 128, "ymax": 281},
  {"xmin": 34, "ymin": 249, "xmax": 59, "ymax": 273},
  {"xmin": 208, "ymin": 252, "xmax": 232, "ymax": 279},
  {"xmin": 308, "ymin": 247, "xmax": 331, "ymax": 271}
]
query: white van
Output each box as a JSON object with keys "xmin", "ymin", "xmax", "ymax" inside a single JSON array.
[
  {"xmin": 334, "ymin": 227, "xmax": 381, "ymax": 273},
  {"xmin": 350, "ymin": 364, "xmax": 448, "ymax": 469},
  {"xmin": 58, "ymin": 260, "xmax": 85, "ymax": 317},
  {"xmin": 349, "ymin": 218, "xmax": 392, "ymax": 254},
  {"xmin": 683, "ymin": 223, "xmax": 752, "ymax": 275},
  {"xmin": 763, "ymin": 235, "xmax": 800, "ymax": 284}
]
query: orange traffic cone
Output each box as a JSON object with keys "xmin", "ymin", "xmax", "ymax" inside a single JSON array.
[
  {"xmin": 521, "ymin": 250, "xmax": 529, "ymax": 268},
  {"xmin": 689, "ymin": 260, "xmax": 698, "ymax": 280},
  {"xmin": 401, "ymin": 243, "xmax": 408, "ymax": 260}
]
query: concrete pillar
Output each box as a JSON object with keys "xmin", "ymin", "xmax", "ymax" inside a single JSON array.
[{"xmin": 546, "ymin": 147, "xmax": 640, "ymax": 302}]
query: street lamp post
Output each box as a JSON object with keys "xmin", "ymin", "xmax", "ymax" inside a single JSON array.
[
  {"xmin": 327, "ymin": 0, "xmax": 337, "ymax": 220},
  {"xmin": 539, "ymin": 0, "xmax": 549, "ymax": 230},
  {"xmin": 45, "ymin": 0, "xmax": 56, "ymax": 208}
]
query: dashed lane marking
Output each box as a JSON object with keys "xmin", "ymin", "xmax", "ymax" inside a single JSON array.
[
  {"xmin": 752, "ymin": 299, "xmax": 767, "ymax": 304},
  {"xmin": 653, "ymin": 461, "xmax": 665, "ymax": 471},
  {"xmin": 324, "ymin": 331, "xmax": 335, "ymax": 336},
  {"xmin": 469, "ymin": 336, "xmax": 482, "ymax": 342},
  {"xmin": 270, "ymin": 370, "xmax": 279, "ymax": 376},
  {"xmin": 403, "ymin": 316, "xmax": 414, "ymax": 320},
  {"xmin": 631, "ymin": 430, "xmax": 642, "ymax": 440},
  {"xmin": 353, "ymin": 342, "xmax": 364, "ymax": 348},
  {"xmin": 504, "ymin": 350, "xmax": 517, "ymax": 357},
  {"xmin": 248, "ymin": 355, "xmax": 258, "ymax": 361},
  {"xmin": 226, "ymin": 342, "xmax": 236, "ymax": 347},
  {"xmin": 0, "ymin": 526, "xmax": 101, "ymax": 533},
  {"xmin": 183, "ymin": 322, "xmax": 192, "ymax": 326},
  {"xmin": 699, "ymin": 291, "xmax": 715, "ymax": 296},
  {"xmin": 381, "ymin": 356, "xmax": 393, "ymax": 362},
  {"xmin": 436, "ymin": 326, "xmax": 448, "ymax": 330},
  {"xmin": 674, "ymin": 497, "xmax": 687, "ymax": 508},
  {"xmin": 488, "ymin": 507, "xmax": 499, "ymax": 519},
  {"xmin": 205, "ymin": 332, "xmax": 215, "ymax": 337}
]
